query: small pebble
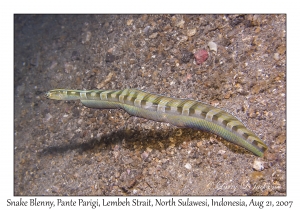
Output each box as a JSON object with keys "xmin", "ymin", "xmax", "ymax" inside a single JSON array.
[
  {"xmin": 194, "ymin": 49, "xmax": 208, "ymax": 65},
  {"xmin": 49, "ymin": 61, "xmax": 58, "ymax": 70},
  {"xmin": 187, "ymin": 28, "xmax": 196, "ymax": 37},
  {"xmin": 196, "ymin": 141, "xmax": 202, "ymax": 148},
  {"xmin": 177, "ymin": 35, "xmax": 188, "ymax": 43},
  {"xmin": 253, "ymin": 160, "xmax": 264, "ymax": 171},
  {"xmin": 126, "ymin": 19, "xmax": 133, "ymax": 26},
  {"xmin": 185, "ymin": 163, "xmax": 192, "ymax": 170},
  {"xmin": 181, "ymin": 50, "xmax": 193, "ymax": 63},
  {"xmin": 71, "ymin": 51, "xmax": 80, "ymax": 61},
  {"xmin": 273, "ymin": 53, "xmax": 280, "ymax": 61},
  {"xmin": 143, "ymin": 25, "xmax": 151, "ymax": 35},
  {"xmin": 217, "ymin": 150, "xmax": 226, "ymax": 155},
  {"xmin": 176, "ymin": 19, "xmax": 185, "ymax": 28},
  {"xmin": 224, "ymin": 91, "xmax": 232, "ymax": 99},
  {"xmin": 51, "ymin": 185, "xmax": 60, "ymax": 193},
  {"xmin": 141, "ymin": 151, "xmax": 149, "ymax": 160},
  {"xmin": 250, "ymin": 171, "xmax": 264, "ymax": 181},
  {"xmin": 82, "ymin": 31, "xmax": 91, "ymax": 44},
  {"xmin": 44, "ymin": 113, "xmax": 52, "ymax": 122},
  {"xmin": 149, "ymin": 32, "xmax": 158, "ymax": 39},
  {"xmin": 208, "ymin": 41, "xmax": 217, "ymax": 53},
  {"xmin": 105, "ymin": 52, "xmax": 116, "ymax": 63},
  {"xmin": 277, "ymin": 45, "xmax": 286, "ymax": 55},
  {"xmin": 146, "ymin": 147, "xmax": 153, "ymax": 153},
  {"xmin": 276, "ymin": 134, "xmax": 286, "ymax": 144},
  {"xmin": 175, "ymin": 129, "xmax": 183, "ymax": 136},
  {"xmin": 251, "ymin": 84, "xmax": 261, "ymax": 94}
]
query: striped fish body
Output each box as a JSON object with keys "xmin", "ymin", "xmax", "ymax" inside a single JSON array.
[{"xmin": 46, "ymin": 89, "xmax": 267, "ymax": 157}]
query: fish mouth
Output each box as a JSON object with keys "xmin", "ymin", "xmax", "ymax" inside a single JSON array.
[{"xmin": 45, "ymin": 91, "xmax": 51, "ymax": 98}]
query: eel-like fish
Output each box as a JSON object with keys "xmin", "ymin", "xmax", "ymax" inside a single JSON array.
[{"xmin": 46, "ymin": 88, "xmax": 267, "ymax": 157}]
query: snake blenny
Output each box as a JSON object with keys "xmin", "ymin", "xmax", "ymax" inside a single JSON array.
[{"xmin": 46, "ymin": 88, "xmax": 267, "ymax": 157}]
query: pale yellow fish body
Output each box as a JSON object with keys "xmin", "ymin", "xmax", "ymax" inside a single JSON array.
[{"xmin": 46, "ymin": 89, "xmax": 268, "ymax": 157}]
